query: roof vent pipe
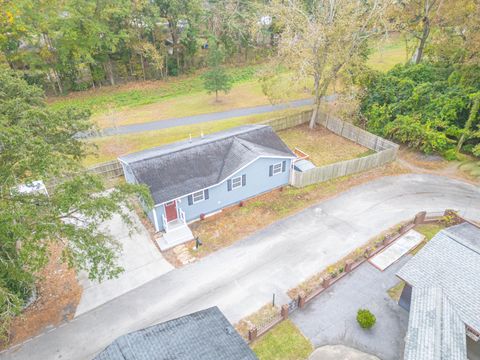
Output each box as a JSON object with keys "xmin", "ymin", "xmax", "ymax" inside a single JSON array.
[
  {"xmin": 201, "ymin": 130, "xmax": 204, "ymax": 138},
  {"xmin": 189, "ymin": 133, "xmax": 192, "ymax": 142}
]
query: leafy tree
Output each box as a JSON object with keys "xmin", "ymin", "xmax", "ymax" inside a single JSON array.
[
  {"xmin": 0, "ymin": 68, "xmax": 151, "ymax": 340},
  {"xmin": 265, "ymin": 0, "xmax": 393, "ymax": 129},
  {"xmin": 359, "ymin": 63, "xmax": 480, "ymax": 155},
  {"xmin": 202, "ymin": 41, "xmax": 232, "ymax": 101}
]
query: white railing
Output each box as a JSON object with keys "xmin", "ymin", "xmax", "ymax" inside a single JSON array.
[
  {"xmin": 162, "ymin": 214, "xmax": 168, "ymax": 232},
  {"xmin": 179, "ymin": 208, "xmax": 186, "ymax": 224}
]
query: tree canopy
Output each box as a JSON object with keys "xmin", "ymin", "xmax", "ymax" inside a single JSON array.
[
  {"xmin": 0, "ymin": 67, "xmax": 150, "ymax": 340},
  {"xmin": 359, "ymin": 63, "xmax": 480, "ymax": 156}
]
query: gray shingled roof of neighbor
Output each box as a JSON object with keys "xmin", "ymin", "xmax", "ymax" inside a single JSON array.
[
  {"xmin": 397, "ymin": 222, "xmax": 480, "ymax": 334},
  {"xmin": 403, "ymin": 287, "xmax": 467, "ymax": 360},
  {"xmin": 118, "ymin": 125, "xmax": 295, "ymax": 205},
  {"xmin": 94, "ymin": 306, "xmax": 258, "ymax": 360}
]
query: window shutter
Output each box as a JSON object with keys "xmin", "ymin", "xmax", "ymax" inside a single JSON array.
[
  {"xmin": 227, "ymin": 179, "xmax": 232, "ymax": 191},
  {"xmin": 269, "ymin": 165, "xmax": 273, "ymax": 177},
  {"xmin": 242, "ymin": 174, "xmax": 246, "ymax": 186},
  {"xmin": 282, "ymin": 160, "xmax": 286, "ymax": 172},
  {"xmin": 204, "ymin": 189, "xmax": 209, "ymax": 200},
  {"xmin": 188, "ymin": 195, "xmax": 193, "ymax": 205}
]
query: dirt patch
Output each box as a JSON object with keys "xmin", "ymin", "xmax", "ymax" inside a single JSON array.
[
  {"xmin": 278, "ymin": 124, "xmax": 369, "ymax": 167},
  {"xmin": 398, "ymin": 147, "xmax": 479, "ymax": 184},
  {"xmin": 5, "ymin": 245, "xmax": 82, "ymax": 348},
  {"xmin": 189, "ymin": 161, "xmax": 409, "ymax": 260}
]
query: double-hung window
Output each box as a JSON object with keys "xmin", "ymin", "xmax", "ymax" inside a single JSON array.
[
  {"xmin": 272, "ymin": 162, "xmax": 283, "ymax": 175},
  {"xmin": 192, "ymin": 190, "xmax": 205, "ymax": 203}
]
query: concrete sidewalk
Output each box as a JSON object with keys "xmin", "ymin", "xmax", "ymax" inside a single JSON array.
[{"xmin": 2, "ymin": 174, "xmax": 479, "ymax": 360}]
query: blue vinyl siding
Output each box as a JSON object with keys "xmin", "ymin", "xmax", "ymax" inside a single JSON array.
[{"xmin": 152, "ymin": 157, "xmax": 292, "ymax": 231}]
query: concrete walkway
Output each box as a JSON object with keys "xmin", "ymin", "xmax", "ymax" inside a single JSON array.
[
  {"xmin": 2, "ymin": 174, "xmax": 479, "ymax": 360},
  {"xmin": 96, "ymin": 98, "xmax": 316, "ymax": 137}
]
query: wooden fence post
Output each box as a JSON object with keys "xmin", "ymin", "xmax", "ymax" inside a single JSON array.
[
  {"xmin": 281, "ymin": 304, "xmax": 289, "ymax": 320},
  {"xmin": 414, "ymin": 211, "xmax": 426, "ymax": 225},
  {"xmin": 248, "ymin": 327, "xmax": 258, "ymax": 342},
  {"xmin": 298, "ymin": 292, "xmax": 306, "ymax": 308}
]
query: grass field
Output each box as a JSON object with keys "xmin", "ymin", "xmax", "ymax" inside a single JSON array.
[
  {"xmin": 251, "ymin": 320, "xmax": 313, "ymax": 360},
  {"xmin": 49, "ymin": 36, "xmax": 406, "ymax": 129},
  {"xmin": 367, "ymin": 34, "xmax": 408, "ymax": 72},
  {"xmin": 84, "ymin": 107, "xmax": 312, "ymax": 166}
]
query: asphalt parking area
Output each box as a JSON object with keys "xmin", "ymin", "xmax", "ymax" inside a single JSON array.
[{"xmin": 291, "ymin": 257, "xmax": 411, "ymax": 360}]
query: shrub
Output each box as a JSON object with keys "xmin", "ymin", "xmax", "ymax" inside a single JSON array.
[{"xmin": 357, "ymin": 309, "xmax": 376, "ymax": 329}]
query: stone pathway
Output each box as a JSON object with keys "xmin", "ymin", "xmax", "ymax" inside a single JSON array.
[{"xmin": 172, "ymin": 245, "xmax": 196, "ymax": 265}]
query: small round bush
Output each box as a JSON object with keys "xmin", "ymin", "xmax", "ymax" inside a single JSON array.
[{"xmin": 356, "ymin": 309, "xmax": 376, "ymax": 329}]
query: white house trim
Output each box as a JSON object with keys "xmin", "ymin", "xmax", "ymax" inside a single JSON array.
[
  {"xmin": 153, "ymin": 209, "xmax": 160, "ymax": 232},
  {"xmin": 153, "ymin": 155, "xmax": 295, "ymax": 207}
]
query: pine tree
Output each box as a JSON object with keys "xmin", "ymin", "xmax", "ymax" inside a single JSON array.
[{"xmin": 203, "ymin": 42, "xmax": 232, "ymax": 102}]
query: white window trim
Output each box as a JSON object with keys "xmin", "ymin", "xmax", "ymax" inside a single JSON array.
[
  {"xmin": 192, "ymin": 190, "xmax": 205, "ymax": 204},
  {"xmin": 272, "ymin": 162, "xmax": 283, "ymax": 176},
  {"xmin": 231, "ymin": 175, "xmax": 243, "ymax": 190}
]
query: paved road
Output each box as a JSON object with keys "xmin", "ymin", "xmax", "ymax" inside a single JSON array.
[
  {"xmin": 2, "ymin": 174, "xmax": 479, "ymax": 360},
  {"xmin": 96, "ymin": 98, "xmax": 316, "ymax": 137}
]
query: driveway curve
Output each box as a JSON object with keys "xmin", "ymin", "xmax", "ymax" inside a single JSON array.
[{"xmin": 2, "ymin": 174, "xmax": 479, "ymax": 360}]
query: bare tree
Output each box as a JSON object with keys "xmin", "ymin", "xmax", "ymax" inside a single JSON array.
[{"xmin": 267, "ymin": 0, "xmax": 392, "ymax": 128}]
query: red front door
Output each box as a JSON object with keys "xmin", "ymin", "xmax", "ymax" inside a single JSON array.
[{"xmin": 164, "ymin": 201, "xmax": 178, "ymax": 222}]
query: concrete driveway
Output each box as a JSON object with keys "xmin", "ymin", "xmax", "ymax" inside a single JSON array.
[
  {"xmin": 75, "ymin": 210, "xmax": 173, "ymax": 316},
  {"xmin": 2, "ymin": 174, "xmax": 479, "ymax": 360},
  {"xmin": 291, "ymin": 258, "xmax": 411, "ymax": 360}
]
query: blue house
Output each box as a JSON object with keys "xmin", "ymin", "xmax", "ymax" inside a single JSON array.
[{"xmin": 119, "ymin": 125, "xmax": 295, "ymax": 248}]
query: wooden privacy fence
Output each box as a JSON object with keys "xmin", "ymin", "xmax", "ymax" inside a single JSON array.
[
  {"xmin": 290, "ymin": 113, "xmax": 399, "ymax": 188},
  {"xmin": 260, "ymin": 109, "xmax": 313, "ymax": 131},
  {"xmin": 85, "ymin": 110, "xmax": 315, "ymax": 180},
  {"xmin": 87, "ymin": 160, "xmax": 123, "ymax": 179},
  {"xmin": 85, "ymin": 109, "xmax": 398, "ymax": 184}
]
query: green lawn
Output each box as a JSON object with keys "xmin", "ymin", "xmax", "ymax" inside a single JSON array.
[
  {"xmin": 84, "ymin": 107, "xmax": 312, "ymax": 166},
  {"xmin": 367, "ymin": 34, "xmax": 408, "ymax": 72},
  {"xmin": 251, "ymin": 320, "xmax": 313, "ymax": 360},
  {"xmin": 48, "ymin": 65, "xmax": 260, "ymax": 116},
  {"xmin": 411, "ymin": 223, "xmax": 445, "ymax": 255}
]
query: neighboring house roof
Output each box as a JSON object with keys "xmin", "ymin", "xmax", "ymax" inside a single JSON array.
[
  {"xmin": 404, "ymin": 287, "xmax": 467, "ymax": 360},
  {"xmin": 397, "ymin": 222, "xmax": 480, "ymax": 333},
  {"xmin": 118, "ymin": 125, "xmax": 295, "ymax": 205},
  {"xmin": 94, "ymin": 307, "xmax": 258, "ymax": 360}
]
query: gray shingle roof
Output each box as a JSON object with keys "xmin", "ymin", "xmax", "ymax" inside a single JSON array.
[
  {"xmin": 397, "ymin": 222, "xmax": 480, "ymax": 333},
  {"xmin": 94, "ymin": 307, "xmax": 258, "ymax": 360},
  {"xmin": 118, "ymin": 125, "xmax": 295, "ymax": 204},
  {"xmin": 404, "ymin": 287, "xmax": 467, "ymax": 360}
]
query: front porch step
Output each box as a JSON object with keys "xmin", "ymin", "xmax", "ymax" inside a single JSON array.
[{"xmin": 157, "ymin": 224, "xmax": 194, "ymax": 251}]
